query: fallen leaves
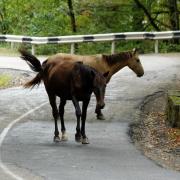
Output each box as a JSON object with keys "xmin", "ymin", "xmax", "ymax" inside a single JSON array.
[{"xmin": 131, "ymin": 94, "xmax": 180, "ymax": 171}]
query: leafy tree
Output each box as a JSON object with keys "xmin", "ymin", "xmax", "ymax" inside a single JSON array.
[
  {"xmin": 0, "ymin": 0, "xmax": 180, "ymax": 54},
  {"xmin": 0, "ymin": 0, "xmax": 10, "ymax": 34},
  {"xmin": 133, "ymin": 0, "xmax": 180, "ymax": 31}
]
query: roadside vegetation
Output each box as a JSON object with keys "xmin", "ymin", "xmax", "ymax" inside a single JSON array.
[
  {"xmin": 0, "ymin": 74, "xmax": 11, "ymax": 88},
  {"xmin": 0, "ymin": 0, "xmax": 180, "ymax": 55},
  {"xmin": 0, "ymin": 69, "xmax": 35, "ymax": 89},
  {"xmin": 0, "ymin": 47, "xmax": 18, "ymax": 56}
]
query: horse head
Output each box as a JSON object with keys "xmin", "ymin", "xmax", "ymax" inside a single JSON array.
[
  {"xmin": 92, "ymin": 70, "xmax": 109, "ymax": 110},
  {"xmin": 127, "ymin": 48, "xmax": 144, "ymax": 77}
]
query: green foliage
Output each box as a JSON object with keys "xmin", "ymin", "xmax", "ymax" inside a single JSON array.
[
  {"xmin": 159, "ymin": 40, "xmax": 180, "ymax": 53},
  {"xmin": 0, "ymin": 74, "xmax": 11, "ymax": 88},
  {"xmin": 0, "ymin": 0, "xmax": 180, "ymax": 54}
]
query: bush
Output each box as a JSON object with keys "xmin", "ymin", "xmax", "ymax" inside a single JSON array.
[{"xmin": 0, "ymin": 74, "xmax": 11, "ymax": 88}]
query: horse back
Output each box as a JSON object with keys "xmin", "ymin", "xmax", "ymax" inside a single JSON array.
[
  {"xmin": 43, "ymin": 60, "xmax": 94, "ymax": 100},
  {"xmin": 47, "ymin": 53, "xmax": 108, "ymax": 73},
  {"xmin": 43, "ymin": 61, "xmax": 74, "ymax": 98}
]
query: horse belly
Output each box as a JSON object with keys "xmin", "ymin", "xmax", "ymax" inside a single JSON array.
[
  {"xmin": 45, "ymin": 75, "xmax": 72, "ymax": 99},
  {"xmin": 56, "ymin": 90, "xmax": 72, "ymax": 100},
  {"xmin": 73, "ymin": 88, "xmax": 92, "ymax": 101}
]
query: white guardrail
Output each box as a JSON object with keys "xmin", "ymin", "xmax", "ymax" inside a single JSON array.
[{"xmin": 1, "ymin": 31, "xmax": 180, "ymax": 54}]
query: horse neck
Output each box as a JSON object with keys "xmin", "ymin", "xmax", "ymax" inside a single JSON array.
[{"xmin": 104, "ymin": 53, "xmax": 130, "ymax": 77}]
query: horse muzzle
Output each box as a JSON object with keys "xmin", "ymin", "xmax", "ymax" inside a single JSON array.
[{"xmin": 137, "ymin": 72, "xmax": 144, "ymax": 77}]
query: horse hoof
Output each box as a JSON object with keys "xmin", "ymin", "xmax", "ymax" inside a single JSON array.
[
  {"xmin": 97, "ymin": 114, "xmax": 105, "ymax": 120},
  {"xmin": 75, "ymin": 134, "xmax": 81, "ymax": 143},
  {"xmin": 81, "ymin": 137, "xmax": 89, "ymax": 144},
  {"xmin": 61, "ymin": 134, "xmax": 68, "ymax": 141},
  {"xmin": 53, "ymin": 136, "xmax": 61, "ymax": 143}
]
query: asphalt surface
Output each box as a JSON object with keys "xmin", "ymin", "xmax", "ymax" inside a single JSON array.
[{"xmin": 0, "ymin": 54, "xmax": 180, "ymax": 180}]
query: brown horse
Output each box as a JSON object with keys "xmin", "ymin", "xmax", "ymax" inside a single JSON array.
[
  {"xmin": 20, "ymin": 50, "xmax": 108, "ymax": 144},
  {"xmin": 46, "ymin": 48, "xmax": 144, "ymax": 119}
]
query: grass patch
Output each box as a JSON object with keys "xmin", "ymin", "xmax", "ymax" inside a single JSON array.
[
  {"xmin": 0, "ymin": 47, "xmax": 18, "ymax": 56},
  {"xmin": 0, "ymin": 74, "xmax": 12, "ymax": 88}
]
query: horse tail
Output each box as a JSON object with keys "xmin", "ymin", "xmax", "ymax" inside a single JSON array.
[
  {"xmin": 24, "ymin": 73, "xmax": 42, "ymax": 88},
  {"xmin": 19, "ymin": 49, "xmax": 43, "ymax": 88}
]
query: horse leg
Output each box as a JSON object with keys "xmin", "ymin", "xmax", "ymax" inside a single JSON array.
[
  {"xmin": 59, "ymin": 99, "xmax": 68, "ymax": 141},
  {"xmin": 95, "ymin": 108, "xmax": 105, "ymax": 120},
  {"xmin": 72, "ymin": 96, "xmax": 82, "ymax": 142},
  {"xmin": 81, "ymin": 99, "xmax": 90, "ymax": 144},
  {"xmin": 48, "ymin": 94, "xmax": 60, "ymax": 142}
]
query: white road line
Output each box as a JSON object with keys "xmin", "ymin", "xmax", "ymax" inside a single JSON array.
[{"xmin": 0, "ymin": 101, "xmax": 48, "ymax": 180}]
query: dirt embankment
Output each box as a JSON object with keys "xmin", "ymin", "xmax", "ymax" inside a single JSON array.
[{"xmin": 130, "ymin": 91, "xmax": 180, "ymax": 171}]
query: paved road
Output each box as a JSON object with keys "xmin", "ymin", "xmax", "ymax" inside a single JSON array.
[{"xmin": 0, "ymin": 54, "xmax": 180, "ymax": 180}]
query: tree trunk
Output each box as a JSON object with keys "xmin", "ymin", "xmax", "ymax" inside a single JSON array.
[
  {"xmin": 132, "ymin": 2, "xmax": 144, "ymax": 31},
  {"xmin": 67, "ymin": 0, "xmax": 77, "ymax": 33},
  {"xmin": 168, "ymin": 0, "xmax": 179, "ymax": 30},
  {"xmin": 67, "ymin": 0, "xmax": 78, "ymax": 52},
  {"xmin": 167, "ymin": 0, "xmax": 179, "ymax": 43}
]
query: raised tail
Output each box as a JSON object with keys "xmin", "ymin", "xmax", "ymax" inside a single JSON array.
[{"xmin": 19, "ymin": 49, "xmax": 43, "ymax": 88}]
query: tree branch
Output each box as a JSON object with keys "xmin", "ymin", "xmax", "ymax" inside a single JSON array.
[
  {"xmin": 152, "ymin": 11, "xmax": 169, "ymax": 15},
  {"xmin": 134, "ymin": 0, "xmax": 160, "ymax": 31}
]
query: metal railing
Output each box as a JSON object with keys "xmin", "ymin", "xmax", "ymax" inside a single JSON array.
[{"xmin": 1, "ymin": 31, "xmax": 180, "ymax": 54}]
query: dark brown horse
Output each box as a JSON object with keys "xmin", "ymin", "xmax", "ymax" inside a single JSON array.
[
  {"xmin": 20, "ymin": 50, "xmax": 108, "ymax": 144},
  {"xmin": 46, "ymin": 48, "xmax": 144, "ymax": 119}
]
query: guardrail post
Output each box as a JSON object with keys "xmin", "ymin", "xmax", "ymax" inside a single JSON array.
[
  {"xmin": 10, "ymin": 42, "xmax": 14, "ymax": 50},
  {"xmin": 70, "ymin": 43, "xmax": 75, "ymax": 54},
  {"xmin": 111, "ymin": 41, "xmax": 115, "ymax": 54},
  {"xmin": 32, "ymin": 44, "xmax": 35, "ymax": 55},
  {"xmin": 155, "ymin": 40, "xmax": 159, "ymax": 54}
]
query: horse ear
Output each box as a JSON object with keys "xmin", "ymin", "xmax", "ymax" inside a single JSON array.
[
  {"xmin": 103, "ymin": 71, "xmax": 109, "ymax": 78},
  {"xmin": 132, "ymin": 48, "xmax": 138, "ymax": 55}
]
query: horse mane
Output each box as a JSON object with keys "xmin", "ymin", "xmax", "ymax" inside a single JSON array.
[{"xmin": 103, "ymin": 51, "xmax": 133, "ymax": 66}]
